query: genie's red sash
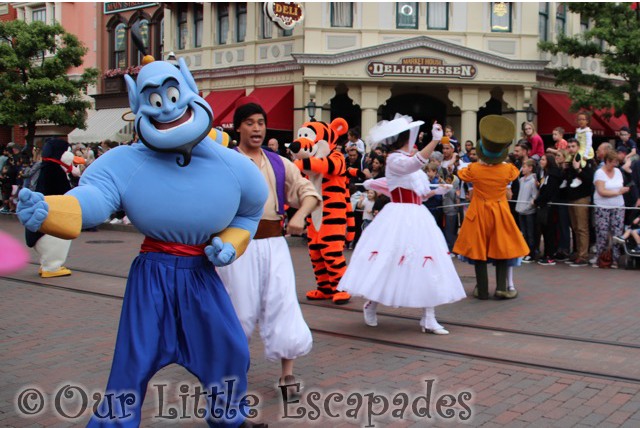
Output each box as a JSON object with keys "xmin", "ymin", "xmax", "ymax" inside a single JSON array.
[{"xmin": 140, "ymin": 236, "xmax": 207, "ymax": 256}]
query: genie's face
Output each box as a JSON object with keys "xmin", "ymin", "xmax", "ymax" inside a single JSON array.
[{"xmin": 125, "ymin": 59, "xmax": 212, "ymax": 166}]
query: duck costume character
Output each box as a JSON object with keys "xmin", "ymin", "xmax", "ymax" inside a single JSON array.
[
  {"xmin": 17, "ymin": 55, "xmax": 268, "ymax": 427},
  {"xmin": 453, "ymin": 115, "xmax": 529, "ymax": 300},
  {"xmin": 25, "ymin": 138, "xmax": 85, "ymax": 278},
  {"xmin": 288, "ymin": 119, "xmax": 355, "ymax": 305}
]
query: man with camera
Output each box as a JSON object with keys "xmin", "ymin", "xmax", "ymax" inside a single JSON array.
[{"xmin": 563, "ymin": 138, "xmax": 595, "ymax": 267}]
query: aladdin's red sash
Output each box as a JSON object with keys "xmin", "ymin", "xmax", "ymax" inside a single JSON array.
[
  {"xmin": 140, "ymin": 236, "xmax": 207, "ymax": 256},
  {"xmin": 390, "ymin": 187, "xmax": 421, "ymax": 205}
]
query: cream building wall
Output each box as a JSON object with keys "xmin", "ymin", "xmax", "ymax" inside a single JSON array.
[{"xmin": 162, "ymin": 2, "xmax": 605, "ymax": 142}]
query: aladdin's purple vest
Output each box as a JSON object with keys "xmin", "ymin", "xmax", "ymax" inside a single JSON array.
[{"xmin": 235, "ymin": 147, "xmax": 285, "ymax": 215}]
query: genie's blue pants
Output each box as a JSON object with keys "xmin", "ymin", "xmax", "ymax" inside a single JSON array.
[{"xmin": 87, "ymin": 252, "xmax": 250, "ymax": 427}]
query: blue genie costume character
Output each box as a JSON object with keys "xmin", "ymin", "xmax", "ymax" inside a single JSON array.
[{"xmin": 17, "ymin": 55, "xmax": 268, "ymax": 427}]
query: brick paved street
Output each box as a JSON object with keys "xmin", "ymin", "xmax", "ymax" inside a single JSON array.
[{"xmin": 2, "ymin": 215, "xmax": 640, "ymax": 427}]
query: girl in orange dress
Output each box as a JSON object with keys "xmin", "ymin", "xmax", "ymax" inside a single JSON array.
[{"xmin": 453, "ymin": 116, "xmax": 529, "ymax": 299}]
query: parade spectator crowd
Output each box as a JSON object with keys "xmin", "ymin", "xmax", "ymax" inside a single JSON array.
[
  {"xmin": 3, "ymin": 113, "xmax": 640, "ymax": 270},
  {"xmin": 337, "ymin": 115, "xmax": 640, "ymax": 270}
]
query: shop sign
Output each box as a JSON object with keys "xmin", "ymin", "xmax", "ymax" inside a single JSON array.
[
  {"xmin": 265, "ymin": 2, "xmax": 304, "ymax": 30},
  {"xmin": 104, "ymin": 2, "xmax": 157, "ymax": 15},
  {"xmin": 367, "ymin": 57, "xmax": 477, "ymax": 79}
]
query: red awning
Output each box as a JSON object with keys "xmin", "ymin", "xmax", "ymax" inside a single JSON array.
[
  {"xmin": 591, "ymin": 108, "xmax": 640, "ymax": 136},
  {"xmin": 537, "ymin": 92, "xmax": 607, "ymax": 136},
  {"xmin": 204, "ymin": 89, "xmax": 246, "ymax": 128},
  {"xmin": 218, "ymin": 85, "xmax": 294, "ymax": 131}
]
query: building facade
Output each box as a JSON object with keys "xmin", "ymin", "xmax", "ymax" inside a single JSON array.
[{"xmin": 159, "ymin": 2, "xmax": 623, "ymax": 146}]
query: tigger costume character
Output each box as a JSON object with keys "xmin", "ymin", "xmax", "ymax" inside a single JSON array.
[{"xmin": 289, "ymin": 118, "xmax": 355, "ymax": 304}]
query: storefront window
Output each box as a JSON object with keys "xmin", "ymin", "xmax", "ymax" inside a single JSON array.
[
  {"xmin": 194, "ymin": 4, "xmax": 203, "ymax": 48},
  {"xmin": 114, "ymin": 23, "xmax": 126, "ymax": 69},
  {"xmin": 157, "ymin": 17, "xmax": 164, "ymax": 59},
  {"xmin": 134, "ymin": 19, "xmax": 149, "ymax": 66},
  {"xmin": 491, "ymin": 2, "xmax": 511, "ymax": 33},
  {"xmin": 396, "ymin": 2, "xmax": 418, "ymax": 29},
  {"xmin": 555, "ymin": 3, "xmax": 566, "ymax": 37},
  {"xmin": 427, "ymin": 2, "xmax": 448, "ymax": 30},
  {"xmin": 580, "ymin": 15, "xmax": 589, "ymax": 34},
  {"xmin": 177, "ymin": 3, "xmax": 187, "ymax": 50},
  {"xmin": 331, "ymin": 3, "xmax": 353, "ymax": 28},
  {"xmin": 237, "ymin": 3, "xmax": 247, "ymax": 42},
  {"xmin": 538, "ymin": 3, "xmax": 548, "ymax": 41},
  {"xmin": 261, "ymin": 2, "xmax": 273, "ymax": 39},
  {"xmin": 218, "ymin": 3, "xmax": 229, "ymax": 44},
  {"xmin": 32, "ymin": 8, "xmax": 46, "ymax": 22}
]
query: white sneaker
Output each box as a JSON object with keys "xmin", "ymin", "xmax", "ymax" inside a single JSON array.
[
  {"xmin": 589, "ymin": 256, "xmax": 598, "ymax": 265},
  {"xmin": 570, "ymin": 178, "xmax": 582, "ymax": 188},
  {"xmin": 363, "ymin": 301, "xmax": 378, "ymax": 327},
  {"xmin": 122, "ymin": 216, "xmax": 131, "ymax": 225},
  {"xmin": 109, "ymin": 218, "xmax": 122, "ymax": 224}
]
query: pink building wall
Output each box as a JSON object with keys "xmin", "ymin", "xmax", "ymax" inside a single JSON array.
[{"xmin": 60, "ymin": 2, "xmax": 97, "ymax": 76}]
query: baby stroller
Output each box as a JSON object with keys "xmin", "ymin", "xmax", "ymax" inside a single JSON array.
[{"xmin": 618, "ymin": 238, "xmax": 640, "ymax": 270}]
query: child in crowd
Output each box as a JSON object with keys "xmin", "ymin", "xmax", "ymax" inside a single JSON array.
[
  {"xmin": 358, "ymin": 189, "xmax": 377, "ymax": 231},
  {"xmin": 547, "ymin": 127, "xmax": 568, "ymax": 155},
  {"xmin": 442, "ymin": 173, "xmax": 459, "ymax": 252},
  {"xmin": 445, "ymin": 125, "xmax": 459, "ymax": 152},
  {"xmin": 423, "ymin": 162, "xmax": 443, "ymax": 228},
  {"xmin": 522, "ymin": 121, "xmax": 545, "ymax": 160},
  {"xmin": 575, "ymin": 111, "xmax": 595, "ymax": 167},
  {"xmin": 516, "ymin": 159, "xmax": 538, "ymax": 262},
  {"xmin": 614, "ymin": 214, "xmax": 640, "ymax": 254}
]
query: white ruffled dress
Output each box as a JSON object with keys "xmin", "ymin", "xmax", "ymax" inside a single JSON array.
[{"xmin": 338, "ymin": 150, "xmax": 467, "ymax": 308}]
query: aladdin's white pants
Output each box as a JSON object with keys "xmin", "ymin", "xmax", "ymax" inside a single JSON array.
[
  {"xmin": 34, "ymin": 235, "xmax": 71, "ymax": 272},
  {"xmin": 217, "ymin": 236, "xmax": 313, "ymax": 362}
]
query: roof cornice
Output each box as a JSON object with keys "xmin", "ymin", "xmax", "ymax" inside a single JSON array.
[
  {"xmin": 192, "ymin": 61, "xmax": 302, "ymax": 80},
  {"xmin": 292, "ymin": 35, "xmax": 548, "ymax": 71}
]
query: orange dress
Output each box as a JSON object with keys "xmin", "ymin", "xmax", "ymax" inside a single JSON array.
[{"xmin": 453, "ymin": 163, "xmax": 529, "ymax": 261}]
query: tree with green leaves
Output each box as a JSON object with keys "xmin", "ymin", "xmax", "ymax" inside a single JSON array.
[
  {"xmin": 539, "ymin": 2, "xmax": 640, "ymax": 132},
  {"xmin": 0, "ymin": 20, "xmax": 99, "ymax": 154}
]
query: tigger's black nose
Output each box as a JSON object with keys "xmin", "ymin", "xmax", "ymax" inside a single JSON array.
[{"xmin": 289, "ymin": 141, "xmax": 301, "ymax": 154}]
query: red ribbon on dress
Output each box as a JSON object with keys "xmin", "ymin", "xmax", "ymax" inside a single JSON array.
[
  {"xmin": 140, "ymin": 236, "xmax": 208, "ymax": 256},
  {"xmin": 42, "ymin": 158, "xmax": 72, "ymax": 174}
]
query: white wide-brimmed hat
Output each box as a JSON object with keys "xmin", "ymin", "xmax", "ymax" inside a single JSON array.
[{"xmin": 366, "ymin": 114, "xmax": 424, "ymax": 150}]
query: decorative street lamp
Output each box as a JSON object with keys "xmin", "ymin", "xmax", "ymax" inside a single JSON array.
[
  {"xmin": 526, "ymin": 104, "xmax": 537, "ymax": 122},
  {"xmin": 306, "ymin": 99, "xmax": 317, "ymax": 121}
]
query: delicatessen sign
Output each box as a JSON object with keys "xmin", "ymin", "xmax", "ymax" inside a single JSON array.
[{"xmin": 367, "ymin": 58, "xmax": 477, "ymax": 79}]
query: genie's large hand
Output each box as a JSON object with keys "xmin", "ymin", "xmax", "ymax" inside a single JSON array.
[
  {"xmin": 17, "ymin": 188, "xmax": 49, "ymax": 232},
  {"xmin": 205, "ymin": 237, "xmax": 237, "ymax": 267}
]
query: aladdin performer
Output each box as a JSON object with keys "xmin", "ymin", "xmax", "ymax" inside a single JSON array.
[
  {"xmin": 338, "ymin": 116, "xmax": 466, "ymax": 334},
  {"xmin": 454, "ymin": 115, "xmax": 529, "ymax": 300},
  {"xmin": 18, "ymin": 55, "xmax": 268, "ymax": 427},
  {"xmin": 217, "ymin": 98, "xmax": 317, "ymax": 392}
]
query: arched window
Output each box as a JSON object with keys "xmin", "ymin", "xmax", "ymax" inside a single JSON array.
[
  {"xmin": 132, "ymin": 19, "xmax": 150, "ymax": 66},
  {"xmin": 157, "ymin": 17, "xmax": 164, "ymax": 59},
  {"xmin": 114, "ymin": 23, "xmax": 127, "ymax": 69}
]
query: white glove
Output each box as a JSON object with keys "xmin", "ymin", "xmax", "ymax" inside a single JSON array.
[{"xmin": 431, "ymin": 123, "xmax": 443, "ymax": 142}]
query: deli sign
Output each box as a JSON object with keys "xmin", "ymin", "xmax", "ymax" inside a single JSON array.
[
  {"xmin": 367, "ymin": 57, "xmax": 477, "ymax": 79},
  {"xmin": 265, "ymin": 2, "xmax": 304, "ymax": 30}
]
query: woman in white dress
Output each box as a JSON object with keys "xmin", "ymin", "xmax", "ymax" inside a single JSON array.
[{"xmin": 338, "ymin": 116, "xmax": 466, "ymax": 334}]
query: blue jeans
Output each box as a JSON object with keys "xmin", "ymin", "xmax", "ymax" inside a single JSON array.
[
  {"xmin": 444, "ymin": 213, "xmax": 458, "ymax": 252},
  {"xmin": 519, "ymin": 213, "xmax": 536, "ymax": 257}
]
